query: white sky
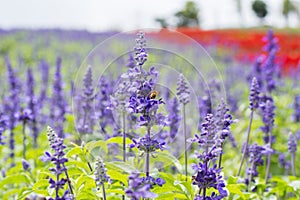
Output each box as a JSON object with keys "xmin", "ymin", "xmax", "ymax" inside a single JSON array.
[{"xmin": 0, "ymin": 0, "xmax": 299, "ymax": 31}]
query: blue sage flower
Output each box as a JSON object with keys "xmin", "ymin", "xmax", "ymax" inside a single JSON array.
[
  {"xmin": 125, "ymin": 172, "xmax": 163, "ymax": 200},
  {"xmin": 249, "ymin": 77, "xmax": 260, "ymax": 111},
  {"xmin": 177, "ymin": 74, "xmax": 190, "ymax": 105},
  {"xmin": 293, "ymin": 95, "xmax": 300, "ymax": 122},
  {"xmin": 41, "ymin": 126, "xmax": 73, "ymax": 200},
  {"xmin": 94, "ymin": 157, "xmax": 110, "ymax": 190},
  {"xmin": 50, "ymin": 58, "xmax": 67, "ymax": 138}
]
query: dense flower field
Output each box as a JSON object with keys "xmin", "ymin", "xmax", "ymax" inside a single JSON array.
[{"xmin": 0, "ymin": 29, "xmax": 299, "ymax": 200}]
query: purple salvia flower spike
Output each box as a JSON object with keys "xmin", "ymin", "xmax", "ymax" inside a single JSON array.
[{"xmin": 288, "ymin": 132, "xmax": 297, "ymax": 176}]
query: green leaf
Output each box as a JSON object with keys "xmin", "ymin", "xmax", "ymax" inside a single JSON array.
[
  {"xmin": 17, "ymin": 189, "xmax": 33, "ymax": 200},
  {"xmin": 67, "ymin": 160, "xmax": 92, "ymax": 173},
  {"xmin": 66, "ymin": 146, "xmax": 83, "ymax": 157},
  {"xmin": 106, "ymin": 161, "xmax": 137, "ymax": 174},
  {"xmin": 155, "ymin": 192, "xmax": 187, "ymax": 199},
  {"xmin": 152, "ymin": 151, "xmax": 183, "ymax": 172},
  {"xmin": 75, "ymin": 174, "xmax": 96, "ymax": 193},
  {"xmin": 76, "ymin": 190, "xmax": 98, "ymax": 199},
  {"xmin": 227, "ymin": 183, "xmax": 246, "ymax": 199},
  {"xmin": 32, "ymin": 179, "xmax": 49, "ymax": 190},
  {"xmin": 107, "ymin": 169, "xmax": 128, "ymax": 186},
  {"xmin": 106, "ymin": 188, "xmax": 125, "ymax": 195},
  {"xmin": 106, "ymin": 136, "xmax": 132, "ymax": 146},
  {"xmin": 0, "ymin": 173, "xmax": 31, "ymax": 188},
  {"xmin": 85, "ymin": 140, "xmax": 108, "ymax": 154}
]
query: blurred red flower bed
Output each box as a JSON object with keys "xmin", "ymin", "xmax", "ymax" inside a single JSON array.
[{"xmin": 152, "ymin": 28, "xmax": 300, "ymax": 73}]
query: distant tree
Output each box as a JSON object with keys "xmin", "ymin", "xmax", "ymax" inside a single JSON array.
[
  {"xmin": 174, "ymin": 1, "xmax": 200, "ymax": 27},
  {"xmin": 235, "ymin": 0, "xmax": 243, "ymax": 26},
  {"xmin": 155, "ymin": 18, "xmax": 169, "ymax": 28},
  {"xmin": 252, "ymin": 0, "xmax": 268, "ymax": 24},
  {"xmin": 282, "ymin": 0, "xmax": 297, "ymax": 27}
]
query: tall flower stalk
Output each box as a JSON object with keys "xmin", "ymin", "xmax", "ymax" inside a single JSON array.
[
  {"xmin": 237, "ymin": 77, "xmax": 260, "ymax": 176},
  {"xmin": 41, "ymin": 126, "xmax": 74, "ymax": 199},
  {"xmin": 5, "ymin": 61, "xmax": 21, "ymax": 166},
  {"xmin": 77, "ymin": 66, "xmax": 95, "ymax": 135},
  {"xmin": 246, "ymin": 143, "xmax": 272, "ymax": 191},
  {"xmin": 26, "ymin": 68, "xmax": 39, "ymax": 148},
  {"xmin": 94, "ymin": 157, "xmax": 110, "ymax": 200},
  {"xmin": 261, "ymin": 99, "xmax": 275, "ymax": 183},
  {"xmin": 214, "ymin": 100, "xmax": 233, "ymax": 168},
  {"xmin": 189, "ymin": 113, "xmax": 228, "ymax": 199},
  {"xmin": 288, "ymin": 132, "xmax": 297, "ymax": 176},
  {"xmin": 50, "ymin": 58, "xmax": 67, "ymax": 138},
  {"xmin": 177, "ymin": 73, "xmax": 190, "ymax": 181},
  {"xmin": 16, "ymin": 109, "xmax": 32, "ymax": 159}
]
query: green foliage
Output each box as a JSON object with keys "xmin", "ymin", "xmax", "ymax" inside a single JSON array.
[
  {"xmin": 252, "ymin": 0, "xmax": 268, "ymax": 20},
  {"xmin": 175, "ymin": 1, "xmax": 200, "ymax": 27}
]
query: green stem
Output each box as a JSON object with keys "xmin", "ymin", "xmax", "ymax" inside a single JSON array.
[
  {"xmin": 183, "ymin": 104, "xmax": 188, "ymax": 181},
  {"xmin": 145, "ymin": 126, "xmax": 151, "ymax": 177},
  {"xmin": 63, "ymin": 164, "xmax": 74, "ymax": 195},
  {"xmin": 291, "ymin": 153, "xmax": 296, "ymax": 176},
  {"xmin": 265, "ymin": 129, "xmax": 272, "ymax": 183},
  {"xmin": 237, "ymin": 110, "xmax": 254, "ymax": 176},
  {"xmin": 102, "ymin": 183, "xmax": 107, "ymax": 200},
  {"xmin": 122, "ymin": 111, "xmax": 126, "ymax": 200},
  {"xmin": 247, "ymin": 161, "xmax": 255, "ymax": 192},
  {"xmin": 122, "ymin": 112, "xmax": 126, "ymax": 162},
  {"xmin": 22, "ymin": 121, "xmax": 26, "ymax": 159},
  {"xmin": 218, "ymin": 143, "xmax": 223, "ymax": 168}
]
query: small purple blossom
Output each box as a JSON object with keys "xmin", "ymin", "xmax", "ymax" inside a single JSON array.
[
  {"xmin": 42, "ymin": 126, "xmax": 73, "ymax": 200},
  {"xmin": 50, "ymin": 58, "xmax": 67, "ymax": 138},
  {"xmin": 94, "ymin": 157, "xmax": 110, "ymax": 190},
  {"xmin": 0, "ymin": 112, "xmax": 8, "ymax": 145},
  {"xmin": 260, "ymin": 98, "xmax": 275, "ymax": 143},
  {"xmin": 293, "ymin": 95, "xmax": 300, "ymax": 122},
  {"xmin": 130, "ymin": 136, "xmax": 165, "ymax": 153},
  {"xmin": 288, "ymin": 132, "xmax": 297, "ymax": 154},
  {"xmin": 125, "ymin": 172, "xmax": 164, "ymax": 200},
  {"xmin": 177, "ymin": 74, "xmax": 190, "ymax": 105},
  {"xmin": 249, "ymin": 77, "xmax": 260, "ymax": 111},
  {"xmin": 76, "ymin": 66, "xmax": 96, "ymax": 134},
  {"xmin": 246, "ymin": 143, "xmax": 273, "ymax": 183},
  {"xmin": 166, "ymin": 97, "xmax": 180, "ymax": 141},
  {"xmin": 22, "ymin": 159, "xmax": 30, "ymax": 171}
]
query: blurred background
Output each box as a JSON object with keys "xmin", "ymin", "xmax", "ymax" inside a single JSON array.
[
  {"xmin": 1, "ymin": 0, "xmax": 300, "ymax": 73},
  {"xmin": 1, "ymin": 0, "xmax": 300, "ymax": 30}
]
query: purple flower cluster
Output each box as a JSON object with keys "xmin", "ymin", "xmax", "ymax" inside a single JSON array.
[
  {"xmin": 189, "ymin": 112, "xmax": 228, "ymax": 199},
  {"xmin": 4, "ymin": 61, "xmax": 21, "ymax": 163},
  {"xmin": 293, "ymin": 95, "xmax": 300, "ymax": 122},
  {"xmin": 96, "ymin": 76, "xmax": 114, "ymax": 136},
  {"xmin": 94, "ymin": 157, "xmax": 110, "ymax": 190},
  {"xmin": 41, "ymin": 126, "xmax": 73, "ymax": 200},
  {"xmin": 278, "ymin": 153, "xmax": 290, "ymax": 175},
  {"xmin": 177, "ymin": 74, "xmax": 190, "ymax": 105},
  {"xmin": 0, "ymin": 112, "xmax": 8, "ymax": 145},
  {"xmin": 192, "ymin": 163, "xmax": 227, "ymax": 200},
  {"xmin": 262, "ymin": 30, "xmax": 280, "ymax": 93},
  {"xmin": 166, "ymin": 97, "xmax": 180, "ymax": 141},
  {"xmin": 130, "ymin": 136, "xmax": 165, "ymax": 153},
  {"xmin": 250, "ymin": 30, "xmax": 280, "ymax": 94},
  {"xmin": 26, "ymin": 68, "xmax": 39, "ymax": 148},
  {"xmin": 125, "ymin": 172, "xmax": 165, "ymax": 200},
  {"xmin": 134, "ymin": 32, "xmax": 147, "ymax": 67},
  {"xmin": 76, "ymin": 67, "xmax": 96, "ymax": 134},
  {"xmin": 249, "ymin": 77, "xmax": 260, "ymax": 111},
  {"xmin": 246, "ymin": 143, "xmax": 273, "ymax": 184},
  {"xmin": 215, "ymin": 100, "xmax": 235, "ymax": 148},
  {"xmin": 50, "ymin": 58, "xmax": 68, "ymax": 138},
  {"xmin": 288, "ymin": 132, "xmax": 297, "ymax": 154},
  {"xmin": 260, "ymin": 98, "xmax": 275, "ymax": 143}
]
